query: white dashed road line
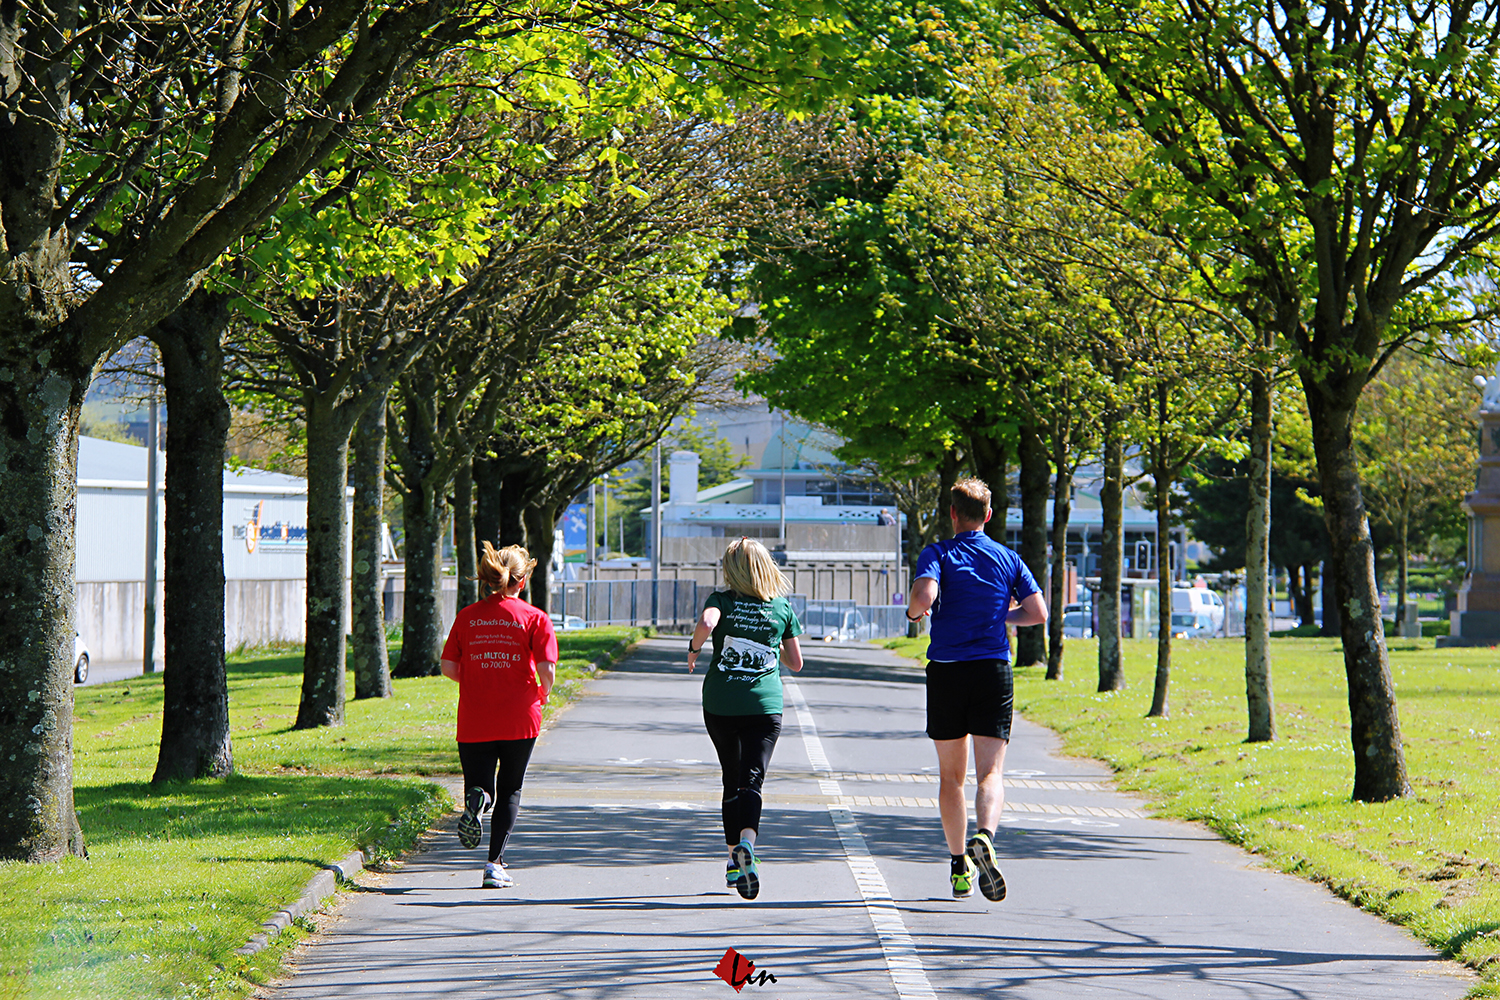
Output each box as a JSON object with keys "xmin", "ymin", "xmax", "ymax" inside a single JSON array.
[{"xmin": 783, "ymin": 676, "xmax": 939, "ymax": 1000}]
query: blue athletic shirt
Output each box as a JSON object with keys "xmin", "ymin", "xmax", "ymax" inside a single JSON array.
[{"xmin": 915, "ymin": 530, "xmax": 1041, "ymax": 662}]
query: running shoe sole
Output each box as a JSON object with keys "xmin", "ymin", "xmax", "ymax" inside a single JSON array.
[
  {"xmin": 457, "ymin": 787, "xmax": 487, "ymax": 850},
  {"xmin": 967, "ymin": 834, "xmax": 1007, "ymax": 902},
  {"xmin": 732, "ymin": 842, "xmax": 759, "ymax": 900}
]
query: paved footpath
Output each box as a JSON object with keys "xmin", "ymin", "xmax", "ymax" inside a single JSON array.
[{"xmin": 260, "ymin": 638, "xmax": 1472, "ymax": 999}]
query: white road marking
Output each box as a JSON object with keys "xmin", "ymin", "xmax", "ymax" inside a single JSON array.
[{"xmin": 783, "ymin": 677, "xmax": 938, "ymax": 1000}]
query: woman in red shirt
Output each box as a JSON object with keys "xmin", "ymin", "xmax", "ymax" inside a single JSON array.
[{"xmin": 441, "ymin": 542, "xmax": 558, "ymax": 888}]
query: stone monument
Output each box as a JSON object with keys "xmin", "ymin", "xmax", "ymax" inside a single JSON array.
[{"xmin": 1437, "ymin": 361, "xmax": 1500, "ymax": 646}]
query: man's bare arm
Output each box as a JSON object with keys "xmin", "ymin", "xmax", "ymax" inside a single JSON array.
[{"xmin": 1006, "ymin": 592, "xmax": 1048, "ymax": 627}]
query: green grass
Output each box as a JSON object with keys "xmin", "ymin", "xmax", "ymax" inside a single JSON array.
[
  {"xmin": 0, "ymin": 627, "xmax": 644, "ymax": 1000},
  {"xmin": 883, "ymin": 633, "xmax": 1500, "ymax": 996}
]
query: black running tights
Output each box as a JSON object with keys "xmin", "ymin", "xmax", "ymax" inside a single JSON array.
[
  {"xmin": 703, "ymin": 711, "xmax": 782, "ymax": 846},
  {"xmin": 457, "ymin": 738, "xmax": 536, "ymax": 863}
]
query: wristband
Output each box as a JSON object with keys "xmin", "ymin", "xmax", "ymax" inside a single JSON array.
[
  {"xmin": 906, "ymin": 611, "xmax": 924, "ymax": 622},
  {"xmin": 688, "ymin": 644, "xmax": 702, "ymax": 654}
]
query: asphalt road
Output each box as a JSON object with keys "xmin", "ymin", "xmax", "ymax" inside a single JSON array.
[{"xmin": 259, "ymin": 637, "xmax": 1472, "ymax": 999}]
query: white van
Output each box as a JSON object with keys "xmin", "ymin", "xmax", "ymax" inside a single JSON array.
[{"xmin": 1171, "ymin": 588, "xmax": 1225, "ymax": 631}]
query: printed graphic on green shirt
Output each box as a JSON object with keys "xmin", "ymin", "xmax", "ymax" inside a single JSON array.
[{"xmin": 716, "ymin": 635, "xmax": 779, "ymax": 680}]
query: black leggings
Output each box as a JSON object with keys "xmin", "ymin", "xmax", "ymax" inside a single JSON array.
[
  {"xmin": 703, "ymin": 711, "xmax": 782, "ymax": 846},
  {"xmin": 457, "ymin": 738, "xmax": 536, "ymax": 863}
]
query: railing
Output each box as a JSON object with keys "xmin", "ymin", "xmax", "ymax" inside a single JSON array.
[
  {"xmin": 549, "ymin": 579, "xmax": 702, "ymax": 628},
  {"xmin": 790, "ymin": 596, "xmax": 909, "ymax": 641}
]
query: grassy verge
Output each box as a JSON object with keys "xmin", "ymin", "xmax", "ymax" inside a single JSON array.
[
  {"xmin": 0, "ymin": 626, "xmax": 644, "ymax": 1000},
  {"xmin": 883, "ymin": 633, "xmax": 1500, "ymax": 996}
]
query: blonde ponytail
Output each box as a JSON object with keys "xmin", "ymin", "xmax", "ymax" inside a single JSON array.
[{"xmin": 477, "ymin": 542, "xmax": 537, "ymax": 598}]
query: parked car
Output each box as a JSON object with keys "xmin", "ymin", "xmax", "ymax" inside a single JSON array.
[
  {"xmin": 1171, "ymin": 588, "xmax": 1225, "ymax": 630},
  {"xmin": 1170, "ymin": 612, "xmax": 1218, "ymax": 639},
  {"xmin": 549, "ymin": 612, "xmax": 586, "ymax": 631},
  {"xmin": 73, "ymin": 633, "xmax": 89, "ymax": 684},
  {"xmin": 803, "ymin": 606, "xmax": 879, "ymax": 642},
  {"xmin": 1061, "ymin": 610, "xmax": 1093, "ymax": 638}
]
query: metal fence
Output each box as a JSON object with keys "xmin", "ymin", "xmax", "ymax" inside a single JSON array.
[
  {"xmin": 789, "ymin": 596, "xmax": 909, "ymax": 641},
  {"xmin": 549, "ymin": 579, "xmax": 702, "ymax": 628}
]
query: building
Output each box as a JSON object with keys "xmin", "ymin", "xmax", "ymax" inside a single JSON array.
[{"xmin": 76, "ymin": 436, "xmax": 337, "ymax": 663}]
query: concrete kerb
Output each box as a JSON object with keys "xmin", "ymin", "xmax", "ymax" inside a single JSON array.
[
  {"xmin": 236, "ymin": 851, "xmax": 365, "ymax": 956},
  {"xmin": 234, "ymin": 627, "xmax": 646, "ymax": 957}
]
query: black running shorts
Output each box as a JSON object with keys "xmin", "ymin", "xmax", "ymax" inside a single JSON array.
[{"xmin": 925, "ymin": 658, "xmax": 1014, "ymax": 741}]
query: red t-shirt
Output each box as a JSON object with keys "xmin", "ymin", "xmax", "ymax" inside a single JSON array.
[{"xmin": 441, "ymin": 593, "xmax": 559, "ymax": 742}]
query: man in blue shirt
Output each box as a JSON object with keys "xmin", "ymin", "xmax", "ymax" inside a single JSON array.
[{"xmin": 906, "ymin": 477, "xmax": 1047, "ymax": 901}]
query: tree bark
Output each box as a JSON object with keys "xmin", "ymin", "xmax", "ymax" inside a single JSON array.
[
  {"xmin": 1304, "ymin": 386, "xmax": 1409, "ymax": 801},
  {"xmin": 1320, "ymin": 551, "xmax": 1342, "ymax": 636},
  {"xmin": 935, "ymin": 447, "xmax": 962, "ymax": 542},
  {"xmin": 454, "ymin": 457, "xmax": 478, "ymax": 610},
  {"xmin": 0, "ymin": 353, "xmax": 87, "ymax": 861},
  {"xmin": 523, "ymin": 503, "xmax": 557, "ymax": 614},
  {"xmin": 1286, "ymin": 563, "xmax": 1304, "ymax": 624},
  {"xmin": 1243, "ymin": 368, "xmax": 1275, "ymax": 742},
  {"xmin": 1016, "ymin": 423, "xmax": 1050, "ymax": 667},
  {"xmin": 151, "ymin": 292, "xmax": 235, "ymax": 780},
  {"xmin": 968, "ymin": 431, "xmax": 1010, "ymax": 545},
  {"xmin": 1098, "ymin": 420, "xmax": 1126, "ymax": 691},
  {"xmin": 473, "ymin": 454, "xmax": 504, "ymax": 551},
  {"xmin": 497, "ymin": 470, "xmax": 533, "ymax": 548},
  {"xmin": 1046, "ymin": 437, "xmax": 1073, "ymax": 680},
  {"xmin": 1148, "ymin": 442, "xmax": 1173, "ymax": 718},
  {"xmin": 393, "ymin": 482, "xmax": 447, "ymax": 678},
  {"xmin": 350, "ymin": 393, "xmax": 391, "ymax": 700},
  {"xmin": 294, "ymin": 400, "xmax": 355, "ymax": 728},
  {"xmin": 1394, "ymin": 512, "xmax": 1409, "ymax": 632}
]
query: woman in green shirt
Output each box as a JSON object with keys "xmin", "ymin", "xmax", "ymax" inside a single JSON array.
[{"xmin": 686, "ymin": 537, "xmax": 804, "ymax": 900}]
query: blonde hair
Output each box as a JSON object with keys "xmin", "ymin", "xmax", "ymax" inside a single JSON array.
[
  {"xmin": 951, "ymin": 477, "xmax": 991, "ymax": 524},
  {"xmin": 722, "ymin": 537, "xmax": 790, "ymax": 601},
  {"xmin": 477, "ymin": 542, "xmax": 537, "ymax": 598}
]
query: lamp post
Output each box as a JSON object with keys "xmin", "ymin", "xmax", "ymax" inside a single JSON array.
[{"xmin": 143, "ymin": 364, "xmax": 160, "ymax": 675}]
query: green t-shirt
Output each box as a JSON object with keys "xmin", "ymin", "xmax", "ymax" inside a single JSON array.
[{"xmin": 700, "ymin": 590, "xmax": 804, "ymax": 716}]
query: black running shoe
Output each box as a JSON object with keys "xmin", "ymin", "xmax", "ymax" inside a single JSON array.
[{"xmin": 457, "ymin": 787, "xmax": 490, "ymax": 850}]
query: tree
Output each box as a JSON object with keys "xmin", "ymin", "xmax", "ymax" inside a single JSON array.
[
  {"xmin": 1020, "ymin": 0, "xmax": 1500, "ymax": 800},
  {"xmin": 1357, "ymin": 351, "xmax": 1480, "ymax": 628},
  {"xmin": 0, "ymin": 0, "xmax": 500, "ymax": 862}
]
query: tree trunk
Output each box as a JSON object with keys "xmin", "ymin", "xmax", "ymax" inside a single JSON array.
[
  {"xmin": 497, "ymin": 471, "xmax": 532, "ymax": 548},
  {"xmin": 473, "ymin": 454, "xmax": 504, "ymax": 551},
  {"xmin": 1243, "ymin": 368, "xmax": 1275, "ymax": 742},
  {"xmin": 295, "ymin": 400, "xmax": 355, "ymax": 728},
  {"xmin": 1320, "ymin": 550, "xmax": 1341, "ymax": 636},
  {"xmin": 1098, "ymin": 421, "xmax": 1126, "ymax": 691},
  {"xmin": 1304, "ymin": 386, "xmax": 1409, "ymax": 801},
  {"xmin": 1016, "ymin": 423, "xmax": 1050, "ymax": 667},
  {"xmin": 151, "ymin": 293, "xmax": 235, "ymax": 780},
  {"xmin": 454, "ymin": 457, "xmax": 477, "ymax": 610},
  {"xmin": 1297, "ymin": 562, "xmax": 1317, "ymax": 625},
  {"xmin": 969, "ymin": 431, "xmax": 1010, "ymax": 545},
  {"xmin": 523, "ymin": 503, "xmax": 556, "ymax": 614},
  {"xmin": 350, "ymin": 393, "xmax": 391, "ymax": 700},
  {"xmin": 0, "ymin": 354, "xmax": 87, "ymax": 861},
  {"xmin": 1395, "ymin": 513, "xmax": 1409, "ymax": 632},
  {"xmin": 1148, "ymin": 449, "xmax": 1173, "ymax": 719},
  {"xmin": 935, "ymin": 447, "xmax": 962, "ymax": 542},
  {"xmin": 393, "ymin": 483, "xmax": 447, "ymax": 678},
  {"xmin": 1046, "ymin": 441, "xmax": 1073, "ymax": 680},
  {"xmin": 1286, "ymin": 563, "xmax": 1304, "ymax": 624}
]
